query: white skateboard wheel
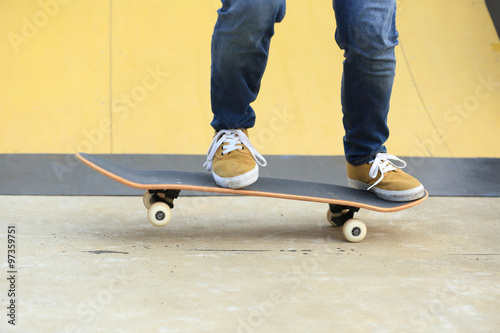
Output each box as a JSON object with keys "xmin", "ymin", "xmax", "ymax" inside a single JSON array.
[
  {"xmin": 143, "ymin": 191, "xmax": 153, "ymax": 209},
  {"xmin": 342, "ymin": 218, "xmax": 367, "ymax": 243},
  {"xmin": 147, "ymin": 202, "xmax": 172, "ymax": 227}
]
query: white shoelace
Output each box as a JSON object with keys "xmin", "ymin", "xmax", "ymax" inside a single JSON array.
[
  {"xmin": 203, "ymin": 129, "xmax": 267, "ymax": 171},
  {"xmin": 367, "ymin": 153, "xmax": 407, "ymax": 190}
]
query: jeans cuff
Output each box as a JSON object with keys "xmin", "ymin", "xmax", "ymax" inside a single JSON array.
[{"xmin": 347, "ymin": 150, "xmax": 387, "ymax": 166}]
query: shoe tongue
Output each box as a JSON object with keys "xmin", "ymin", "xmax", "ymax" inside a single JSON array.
[
  {"xmin": 223, "ymin": 133, "xmax": 243, "ymax": 153},
  {"xmin": 382, "ymin": 160, "xmax": 397, "ymax": 171}
]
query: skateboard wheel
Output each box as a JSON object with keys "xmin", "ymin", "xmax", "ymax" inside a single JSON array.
[
  {"xmin": 143, "ymin": 191, "xmax": 153, "ymax": 209},
  {"xmin": 342, "ymin": 218, "xmax": 367, "ymax": 243},
  {"xmin": 147, "ymin": 202, "xmax": 172, "ymax": 227}
]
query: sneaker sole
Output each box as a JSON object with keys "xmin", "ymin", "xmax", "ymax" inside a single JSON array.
[
  {"xmin": 213, "ymin": 165, "xmax": 259, "ymax": 189},
  {"xmin": 348, "ymin": 178, "xmax": 425, "ymax": 202}
]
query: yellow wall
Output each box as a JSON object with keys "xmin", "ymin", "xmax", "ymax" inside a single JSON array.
[{"xmin": 1, "ymin": 0, "xmax": 499, "ymax": 157}]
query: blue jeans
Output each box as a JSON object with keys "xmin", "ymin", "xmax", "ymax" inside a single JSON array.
[{"xmin": 210, "ymin": 0, "xmax": 398, "ymax": 166}]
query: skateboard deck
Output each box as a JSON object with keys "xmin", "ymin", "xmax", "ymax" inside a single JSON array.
[{"xmin": 77, "ymin": 152, "xmax": 428, "ymax": 242}]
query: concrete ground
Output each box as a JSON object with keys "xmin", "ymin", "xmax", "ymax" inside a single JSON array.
[{"xmin": 0, "ymin": 195, "xmax": 499, "ymax": 333}]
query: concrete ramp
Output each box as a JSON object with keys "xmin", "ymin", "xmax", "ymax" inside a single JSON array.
[
  {"xmin": 0, "ymin": 1, "xmax": 499, "ymax": 196},
  {"xmin": 261, "ymin": 0, "xmax": 500, "ymax": 158},
  {"xmin": 388, "ymin": 0, "xmax": 500, "ymax": 159},
  {"xmin": 0, "ymin": 0, "xmax": 499, "ymax": 157}
]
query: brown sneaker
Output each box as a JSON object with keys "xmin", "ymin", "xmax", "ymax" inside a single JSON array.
[
  {"xmin": 347, "ymin": 153, "xmax": 425, "ymax": 202},
  {"xmin": 203, "ymin": 129, "xmax": 267, "ymax": 189}
]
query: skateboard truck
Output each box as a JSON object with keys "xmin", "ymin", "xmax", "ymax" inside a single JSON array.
[
  {"xmin": 147, "ymin": 189, "xmax": 181, "ymax": 209},
  {"xmin": 143, "ymin": 190, "xmax": 181, "ymax": 227},
  {"xmin": 327, "ymin": 204, "xmax": 367, "ymax": 242},
  {"xmin": 327, "ymin": 204, "xmax": 360, "ymax": 227}
]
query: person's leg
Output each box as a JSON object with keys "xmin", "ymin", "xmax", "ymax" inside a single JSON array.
[
  {"xmin": 333, "ymin": 0, "xmax": 424, "ymax": 201},
  {"xmin": 205, "ymin": 0, "xmax": 286, "ymax": 189},
  {"xmin": 210, "ymin": 0, "xmax": 286, "ymax": 130},
  {"xmin": 333, "ymin": 0, "xmax": 397, "ymax": 165}
]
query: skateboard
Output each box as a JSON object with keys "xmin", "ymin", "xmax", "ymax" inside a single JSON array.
[{"xmin": 76, "ymin": 153, "xmax": 428, "ymax": 242}]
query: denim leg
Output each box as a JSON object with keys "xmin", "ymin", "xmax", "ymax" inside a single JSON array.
[
  {"xmin": 333, "ymin": 0, "xmax": 399, "ymax": 166},
  {"xmin": 210, "ymin": 0, "xmax": 286, "ymax": 131}
]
